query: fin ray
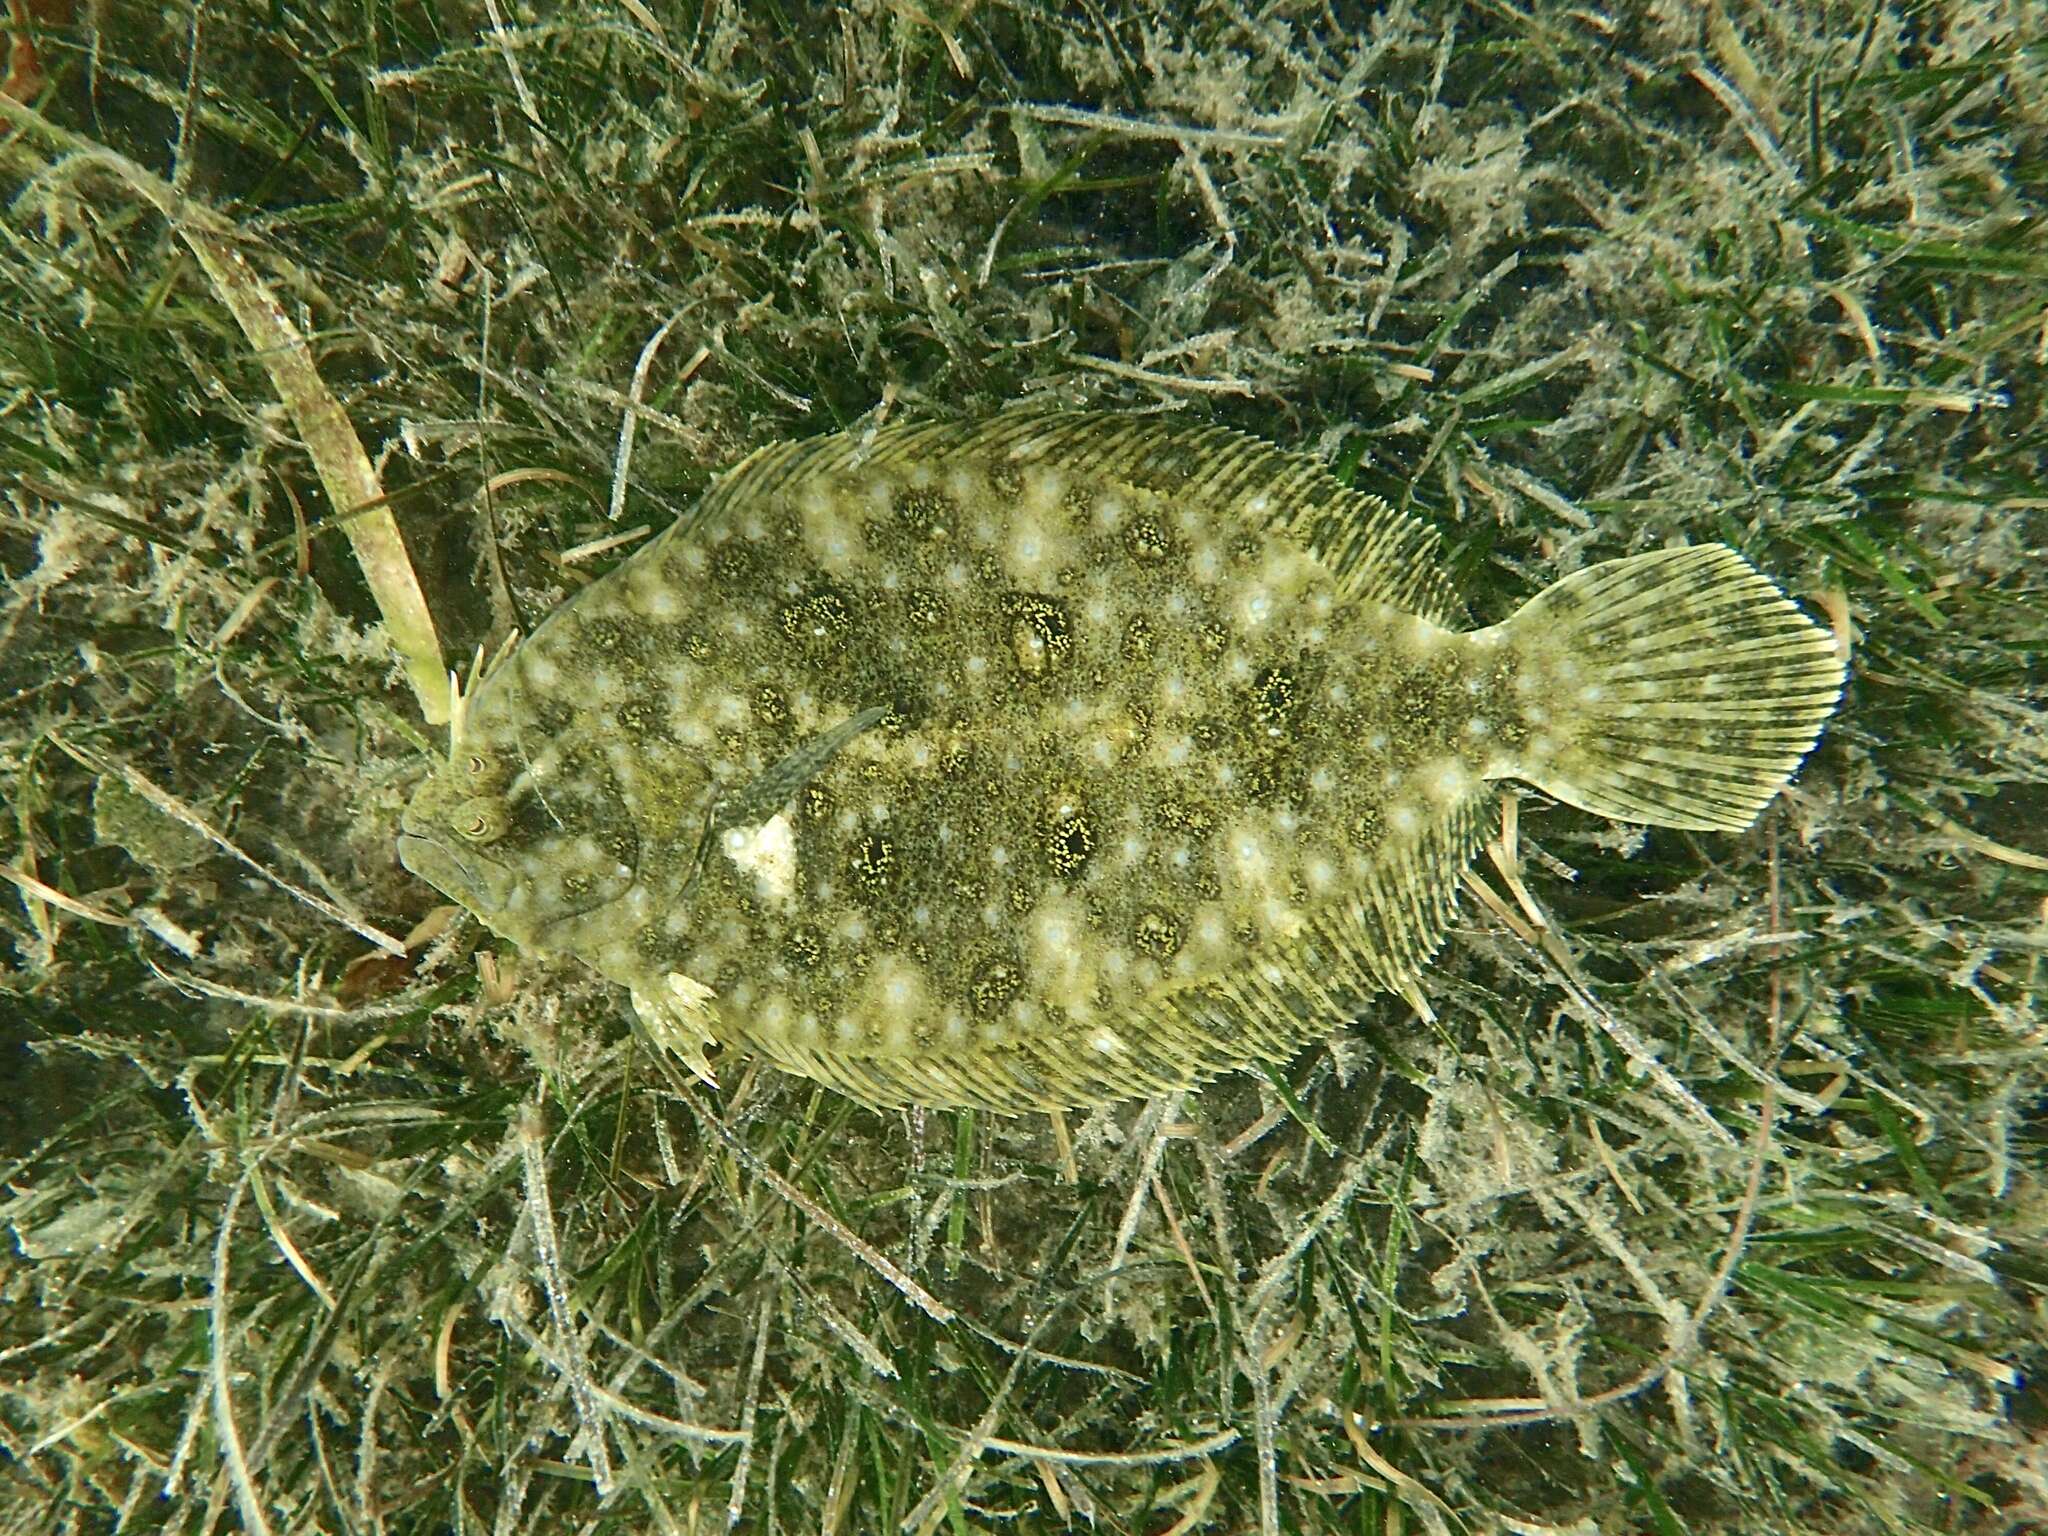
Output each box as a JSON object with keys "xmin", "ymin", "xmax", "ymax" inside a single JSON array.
[{"xmin": 1499, "ymin": 546, "xmax": 1844, "ymax": 833}]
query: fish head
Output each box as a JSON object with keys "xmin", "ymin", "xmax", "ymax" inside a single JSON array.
[{"xmin": 399, "ymin": 687, "xmax": 646, "ymax": 954}]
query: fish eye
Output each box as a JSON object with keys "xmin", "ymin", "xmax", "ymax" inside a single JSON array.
[
  {"xmin": 465, "ymin": 753, "xmax": 489, "ymax": 776},
  {"xmin": 452, "ymin": 797, "xmax": 507, "ymax": 844}
]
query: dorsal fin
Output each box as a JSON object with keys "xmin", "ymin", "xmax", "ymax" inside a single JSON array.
[{"xmin": 686, "ymin": 413, "xmax": 1466, "ymax": 625}]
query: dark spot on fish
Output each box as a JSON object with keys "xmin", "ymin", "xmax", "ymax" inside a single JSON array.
[
  {"xmin": 1004, "ymin": 593, "xmax": 1071, "ymax": 676},
  {"xmin": 1134, "ymin": 909, "xmax": 1181, "ymax": 958},
  {"xmin": 710, "ymin": 540, "xmax": 759, "ymax": 584},
  {"xmin": 1251, "ymin": 666, "xmax": 1299, "ymax": 729},
  {"xmin": 894, "ymin": 489, "xmax": 958, "ymax": 538},
  {"xmin": 1045, "ymin": 807, "xmax": 1093, "ymax": 878},
  {"xmin": 1124, "ymin": 519, "xmax": 1172, "ymax": 562},
  {"xmin": 970, "ymin": 955, "xmax": 1022, "ymax": 1016},
  {"xmin": 781, "ymin": 588, "xmax": 852, "ymax": 648},
  {"xmin": 850, "ymin": 833, "xmax": 895, "ymax": 892}
]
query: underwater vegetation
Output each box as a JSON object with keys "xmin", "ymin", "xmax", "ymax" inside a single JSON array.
[{"xmin": 2, "ymin": 2, "xmax": 2044, "ymax": 1532}]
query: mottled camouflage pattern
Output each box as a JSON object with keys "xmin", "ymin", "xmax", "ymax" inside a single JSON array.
[{"xmin": 400, "ymin": 415, "xmax": 1842, "ymax": 1110}]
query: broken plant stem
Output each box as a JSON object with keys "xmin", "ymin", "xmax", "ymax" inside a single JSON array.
[{"xmin": 0, "ymin": 93, "xmax": 450, "ymax": 725}]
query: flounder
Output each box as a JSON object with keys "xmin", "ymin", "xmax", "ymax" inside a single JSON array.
[{"xmin": 398, "ymin": 414, "xmax": 1843, "ymax": 1111}]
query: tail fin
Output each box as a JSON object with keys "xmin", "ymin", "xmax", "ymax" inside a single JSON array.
[{"xmin": 1495, "ymin": 545, "xmax": 1845, "ymax": 832}]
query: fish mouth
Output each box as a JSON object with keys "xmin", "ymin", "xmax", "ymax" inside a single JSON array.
[
  {"xmin": 396, "ymin": 825, "xmax": 639, "ymax": 947},
  {"xmin": 396, "ymin": 830, "xmax": 533, "ymax": 948},
  {"xmin": 396, "ymin": 829, "xmax": 494, "ymax": 910},
  {"xmin": 394, "ymin": 828, "xmax": 444, "ymax": 869}
]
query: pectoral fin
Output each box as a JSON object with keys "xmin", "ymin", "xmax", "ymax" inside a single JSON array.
[
  {"xmin": 689, "ymin": 705, "xmax": 889, "ymax": 875},
  {"xmin": 713, "ymin": 705, "xmax": 889, "ymax": 832},
  {"xmin": 633, "ymin": 972, "xmax": 723, "ymax": 1087}
]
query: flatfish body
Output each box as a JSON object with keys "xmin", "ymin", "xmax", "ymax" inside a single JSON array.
[{"xmin": 398, "ymin": 415, "xmax": 1843, "ymax": 1110}]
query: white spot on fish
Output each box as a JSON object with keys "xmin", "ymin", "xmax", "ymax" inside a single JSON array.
[
  {"xmin": 722, "ymin": 812, "xmax": 798, "ymax": 909},
  {"xmin": 1425, "ymin": 759, "xmax": 1471, "ymax": 802},
  {"xmin": 631, "ymin": 579, "xmax": 681, "ymax": 620}
]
